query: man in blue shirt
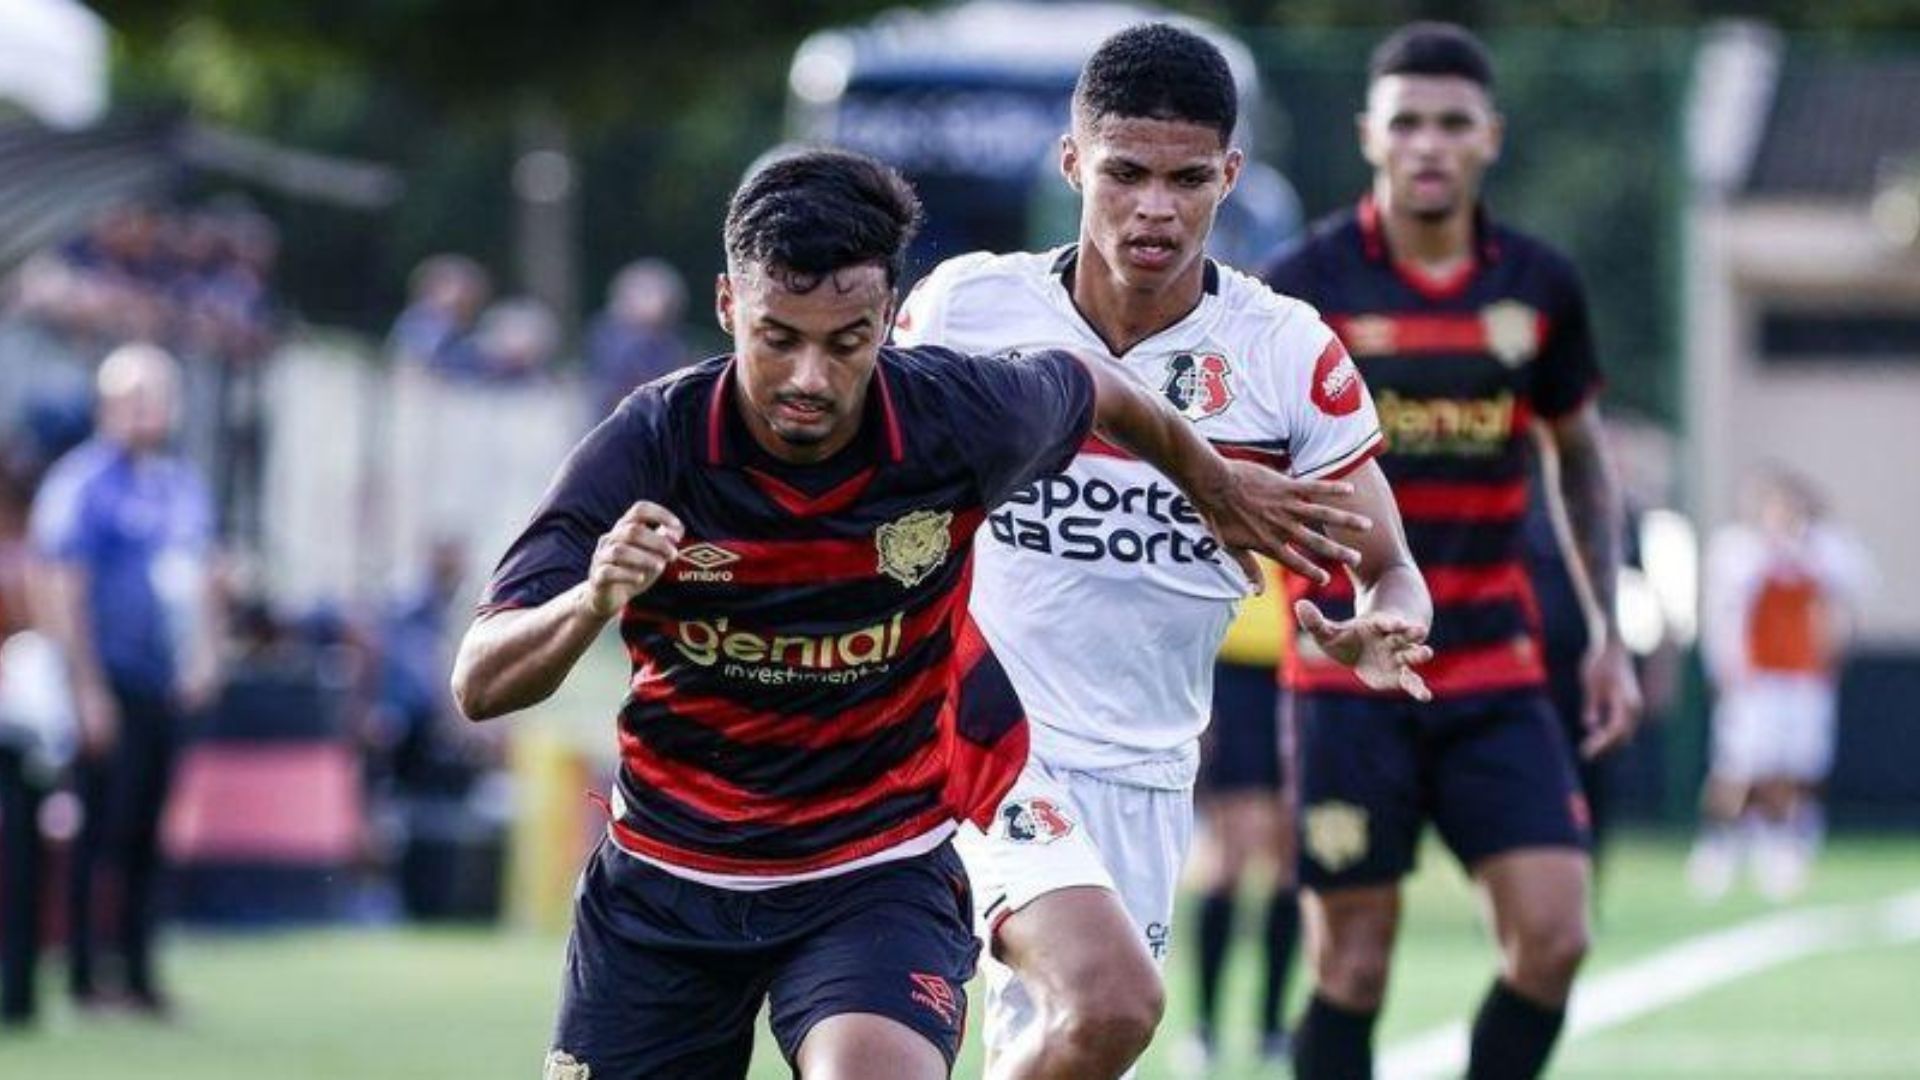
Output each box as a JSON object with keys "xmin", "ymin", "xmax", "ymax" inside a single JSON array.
[{"xmin": 31, "ymin": 342, "xmax": 220, "ymax": 1015}]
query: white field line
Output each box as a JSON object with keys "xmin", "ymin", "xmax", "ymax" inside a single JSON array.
[{"xmin": 1377, "ymin": 889, "xmax": 1920, "ymax": 1080}]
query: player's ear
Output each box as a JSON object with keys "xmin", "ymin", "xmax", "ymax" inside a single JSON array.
[
  {"xmin": 1060, "ymin": 133, "xmax": 1082, "ymax": 192},
  {"xmin": 1486, "ymin": 108, "xmax": 1506, "ymax": 166},
  {"xmin": 1220, "ymin": 147, "xmax": 1244, "ymax": 203},
  {"xmin": 714, "ymin": 272, "xmax": 734, "ymax": 336},
  {"xmin": 1356, "ymin": 110, "xmax": 1383, "ymax": 167}
]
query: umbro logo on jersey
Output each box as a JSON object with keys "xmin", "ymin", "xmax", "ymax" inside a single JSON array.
[
  {"xmin": 1163, "ymin": 352, "xmax": 1236, "ymax": 419},
  {"xmin": 674, "ymin": 543, "xmax": 740, "ymax": 582}
]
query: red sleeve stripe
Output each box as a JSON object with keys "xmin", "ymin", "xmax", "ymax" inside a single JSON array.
[
  {"xmin": 1392, "ymin": 479, "xmax": 1529, "ymax": 521},
  {"xmin": 1215, "ymin": 444, "xmax": 1293, "ymax": 471},
  {"xmin": 1298, "ymin": 431, "xmax": 1385, "ymax": 480},
  {"xmin": 650, "ymin": 510, "xmax": 984, "ymax": 586},
  {"xmin": 610, "ymin": 806, "xmax": 955, "ymax": 877},
  {"xmin": 1079, "ymin": 435, "xmax": 1133, "ymax": 459}
]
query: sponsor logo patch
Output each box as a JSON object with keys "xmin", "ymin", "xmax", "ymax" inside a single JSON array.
[
  {"xmin": 1304, "ymin": 800, "xmax": 1370, "ymax": 872},
  {"xmin": 876, "ymin": 509, "xmax": 953, "ymax": 588},
  {"xmin": 1310, "ymin": 339, "xmax": 1364, "ymax": 417},
  {"xmin": 1162, "ymin": 352, "xmax": 1236, "ymax": 419},
  {"xmin": 999, "ymin": 797, "xmax": 1074, "ymax": 844},
  {"xmin": 909, "ymin": 972, "xmax": 961, "ymax": 1027}
]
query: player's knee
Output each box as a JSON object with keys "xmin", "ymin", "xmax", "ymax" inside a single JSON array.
[
  {"xmin": 1047, "ymin": 968, "xmax": 1165, "ymax": 1063},
  {"xmin": 1510, "ymin": 918, "xmax": 1589, "ymax": 989},
  {"xmin": 1322, "ymin": 946, "xmax": 1391, "ymax": 1008}
]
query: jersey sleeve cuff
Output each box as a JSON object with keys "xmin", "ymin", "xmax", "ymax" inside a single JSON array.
[{"xmin": 1294, "ymin": 429, "xmax": 1385, "ymax": 480}]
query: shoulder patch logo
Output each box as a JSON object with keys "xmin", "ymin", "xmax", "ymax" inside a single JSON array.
[
  {"xmin": 876, "ymin": 509, "xmax": 953, "ymax": 588},
  {"xmin": 1163, "ymin": 352, "xmax": 1236, "ymax": 419},
  {"xmin": 1310, "ymin": 338, "xmax": 1364, "ymax": 417},
  {"xmin": 999, "ymin": 797, "xmax": 1075, "ymax": 844},
  {"xmin": 1304, "ymin": 800, "xmax": 1369, "ymax": 872},
  {"xmin": 1481, "ymin": 300, "xmax": 1542, "ymax": 366}
]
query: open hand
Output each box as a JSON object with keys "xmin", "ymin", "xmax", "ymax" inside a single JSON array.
[
  {"xmin": 1198, "ymin": 461, "xmax": 1372, "ymax": 588},
  {"xmin": 1295, "ymin": 599, "xmax": 1433, "ymax": 701},
  {"xmin": 1579, "ymin": 638, "xmax": 1642, "ymax": 759}
]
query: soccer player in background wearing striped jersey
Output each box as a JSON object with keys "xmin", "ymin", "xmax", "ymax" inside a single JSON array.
[{"xmin": 1262, "ymin": 22, "xmax": 1644, "ymax": 1080}]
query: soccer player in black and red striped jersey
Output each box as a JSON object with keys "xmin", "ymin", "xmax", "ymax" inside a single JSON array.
[
  {"xmin": 452, "ymin": 149, "xmax": 1372, "ymax": 1080},
  {"xmin": 1262, "ymin": 23, "xmax": 1643, "ymax": 1080}
]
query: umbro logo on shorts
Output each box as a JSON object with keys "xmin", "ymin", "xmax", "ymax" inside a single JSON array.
[{"xmin": 909, "ymin": 972, "xmax": 960, "ymax": 1027}]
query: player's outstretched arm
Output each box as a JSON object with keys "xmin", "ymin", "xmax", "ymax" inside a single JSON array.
[
  {"xmin": 1074, "ymin": 354, "xmax": 1368, "ymax": 586},
  {"xmin": 452, "ymin": 501, "xmax": 683, "ymax": 721},
  {"xmin": 1292, "ymin": 460, "xmax": 1435, "ymax": 700}
]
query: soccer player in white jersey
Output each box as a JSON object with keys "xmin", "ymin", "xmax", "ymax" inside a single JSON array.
[{"xmin": 894, "ymin": 24, "xmax": 1433, "ymax": 1079}]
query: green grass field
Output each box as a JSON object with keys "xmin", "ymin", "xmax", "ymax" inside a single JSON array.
[{"xmin": 1, "ymin": 834, "xmax": 1914, "ymax": 1078}]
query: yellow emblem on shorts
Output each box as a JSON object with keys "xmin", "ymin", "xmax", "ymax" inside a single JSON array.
[
  {"xmin": 876, "ymin": 509, "xmax": 953, "ymax": 588},
  {"xmin": 543, "ymin": 1050, "xmax": 591, "ymax": 1080},
  {"xmin": 1305, "ymin": 801, "xmax": 1370, "ymax": 872},
  {"xmin": 1481, "ymin": 301, "xmax": 1542, "ymax": 367}
]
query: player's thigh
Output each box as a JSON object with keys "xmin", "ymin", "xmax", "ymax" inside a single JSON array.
[
  {"xmin": 549, "ymin": 844, "xmax": 767, "ymax": 1079},
  {"xmin": 794, "ymin": 1013, "xmax": 948, "ymax": 1080},
  {"xmin": 1293, "ymin": 693, "xmax": 1424, "ymax": 891},
  {"xmin": 994, "ymin": 884, "xmax": 1161, "ymax": 1010},
  {"xmin": 1430, "ymin": 692, "xmax": 1590, "ymax": 871},
  {"xmin": 769, "ymin": 842, "xmax": 978, "ymax": 1075},
  {"xmin": 1475, "ymin": 847, "xmax": 1591, "ymax": 952}
]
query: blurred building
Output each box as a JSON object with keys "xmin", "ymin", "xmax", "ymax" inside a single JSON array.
[{"xmin": 1686, "ymin": 23, "xmax": 1920, "ymax": 823}]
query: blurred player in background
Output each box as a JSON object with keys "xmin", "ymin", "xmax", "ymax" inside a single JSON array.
[
  {"xmin": 1690, "ymin": 466, "xmax": 1870, "ymax": 902},
  {"xmin": 897, "ymin": 24, "xmax": 1432, "ymax": 1079},
  {"xmin": 452, "ymin": 148, "xmax": 1367, "ymax": 1080},
  {"xmin": 1184, "ymin": 562, "xmax": 1302, "ymax": 1071},
  {"xmin": 1263, "ymin": 22, "xmax": 1641, "ymax": 1079}
]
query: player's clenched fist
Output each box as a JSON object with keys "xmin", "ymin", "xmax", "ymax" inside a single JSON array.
[{"xmin": 583, "ymin": 501, "xmax": 685, "ymax": 619}]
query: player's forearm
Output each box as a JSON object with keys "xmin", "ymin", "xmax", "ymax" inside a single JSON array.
[
  {"xmin": 1339, "ymin": 462, "xmax": 1431, "ymax": 627},
  {"xmin": 1081, "ymin": 356, "xmax": 1232, "ymax": 511},
  {"xmin": 451, "ymin": 585, "xmax": 608, "ymax": 720},
  {"xmin": 1553, "ymin": 409, "xmax": 1625, "ymax": 639}
]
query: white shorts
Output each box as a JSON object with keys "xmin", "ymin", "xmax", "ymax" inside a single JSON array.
[
  {"xmin": 954, "ymin": 754, "xmax": 1194, "ymax": 1069},
  {"xmin": 1711, "ymin": 674, "xmax": 1838, "ymax": 784}
]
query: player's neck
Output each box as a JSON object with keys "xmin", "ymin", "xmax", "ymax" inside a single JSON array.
[
  {"xmin": 1374, "ymin": 184, "xmax": 1476, "ymax": 276},
  {"xmin": 1070, "ymin": 242, "xmax": 1206, "ymax": 356}
]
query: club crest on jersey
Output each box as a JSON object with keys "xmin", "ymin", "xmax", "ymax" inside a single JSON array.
[
  {"xmin": 1162, "ymin": 352, "xmax": 1236, "ymax": 419},
  {"xmin": 1481, "ymin": 301, "xmax": 1542, "ymax": 366},
  {"xmin": 1000, "ymin": 797, "xmax": 1074, "ymax": 844},
  {"xmin": 876, "ymin": 509, "xmax": 952, "ymax": 588},
  {"xmin": 1310, "ymin": 339, "xmax": 1364, "ymax": 417},
  {"xmin": 1304, "ymin": 800, "xmax": 1369, "ymax": 872}
]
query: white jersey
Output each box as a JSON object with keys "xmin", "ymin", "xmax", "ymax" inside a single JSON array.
[{"xmin": 896, "ymin": 247, "xmax": 1382, "ymax": 777}]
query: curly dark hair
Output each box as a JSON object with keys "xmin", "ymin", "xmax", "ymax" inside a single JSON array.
[
  {"xmin": 1369, "ymin": 22, "xmax": 1495, "ymax": 89},
  {"xmin": 723, "ymin": 147, "xmax": 924, "ymax": 292},
  {"xmin": 1072, "ymin": 23, "xmax": 1236, "ymax": 144}
]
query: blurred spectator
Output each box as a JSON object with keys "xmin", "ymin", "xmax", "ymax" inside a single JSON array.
[
  {"xmin": 28, "ymin": 344, "xmax": 223, "ymax": 1017},
  {"xmin": 584, "ymin": 258, "xmax": 689, "ymax": 417},
  {"xmin": 388, "ymin": 254, "xmax": 491, "ymax": 378},
  {"xmin": 1689, "ymin": 467, "xmax": 1873, "ymax": 902},
  {"xmin": 472, "ymin": 296, "xmax": 561, "ymax": 384},
  {"xmin": 372, "ymin": 537, "xmax": 473, "ymax": 796}
]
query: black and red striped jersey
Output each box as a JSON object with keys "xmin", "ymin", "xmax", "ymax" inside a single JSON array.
[
  {"xmin": 481, "ymin": 346, "xmax": 1094, "ymax": 885},
  {"xmin": 1263, "ymin": 195, "xmax": 1603, "ymax": 699}
]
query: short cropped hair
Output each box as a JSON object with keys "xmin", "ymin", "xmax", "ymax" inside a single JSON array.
[
  {"xmin": 723, "ymin": 148, "xmax": 923, "ymax": 291},
  {"xmin": 1369, "ymin": 22, "xmax": 1495, "ymax": 90},
  {"xmin": 1073, "ymin": 23, "xmax": 1237, "ymax": 144}
]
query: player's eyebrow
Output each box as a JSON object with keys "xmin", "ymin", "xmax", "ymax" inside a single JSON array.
[{"xmin": 760, "ymin": 314, "xmax": 875, "ymax": 337}]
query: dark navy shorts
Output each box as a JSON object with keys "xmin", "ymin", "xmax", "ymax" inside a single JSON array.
[
  {"xmin": 548, "ymin": 837, "xmax": 978, "ymax": 1079},
  {"xmin": 1291, "ymin": 690, "xmax": 1589, "ymax": 891},
  {"xmin": 1198, "ymin": 661, "xmax": 1285, "ymax": 794}
]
